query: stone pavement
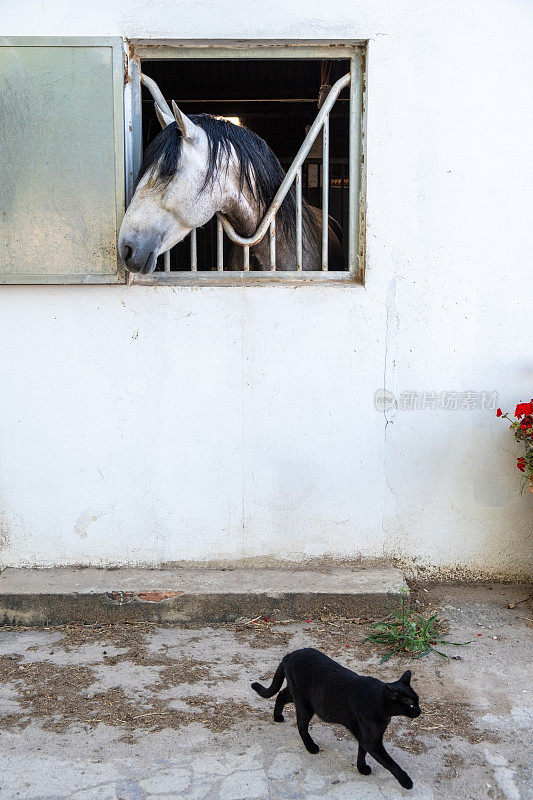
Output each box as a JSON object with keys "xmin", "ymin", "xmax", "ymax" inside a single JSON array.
[{"xmin": 0, "ymin": 583, "xmax": 531, "ymax": 800}]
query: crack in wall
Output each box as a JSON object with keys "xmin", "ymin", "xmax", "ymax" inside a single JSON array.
[{"xmin": 382, "ymin": 271, "xmax": 400, "ymax": 555}]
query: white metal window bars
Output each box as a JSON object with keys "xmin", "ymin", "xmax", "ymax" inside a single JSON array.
[{"xmin": 140, "ymin": 67, "xmax": 359, "ymax": 276}]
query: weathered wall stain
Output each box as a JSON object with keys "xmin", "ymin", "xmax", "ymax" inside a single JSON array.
[
  {"xmin": 0, "ymin": 523, "xmax": 9, "ymax": 552},
  {"xmin": 74, "ymin": 509, "xmax": 113, "ymax": 540}
]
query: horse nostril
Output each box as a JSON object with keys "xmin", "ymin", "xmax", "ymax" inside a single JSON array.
[{"xmin": 123, "ymin": 245, "xmax": 133, "ymax": 264}]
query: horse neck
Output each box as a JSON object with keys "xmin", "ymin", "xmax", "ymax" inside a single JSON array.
[
  {"xmin": 216, "ymin": 150, "xmax": 318, "ymax": 260},
  {"xmin": 219, "ymin": 153, "xmax": 262, "ymax": 238}
]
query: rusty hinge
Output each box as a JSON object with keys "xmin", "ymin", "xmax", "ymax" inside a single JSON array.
[{"xmin": 123, "ymin": 49, "xmax": 130, "ymax": 84}]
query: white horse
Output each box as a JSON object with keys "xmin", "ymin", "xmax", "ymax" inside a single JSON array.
[{"xmin": 118, "ymin": 101, "xmax": 344, "ymax": 273}]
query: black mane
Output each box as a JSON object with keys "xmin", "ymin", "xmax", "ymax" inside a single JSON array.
[{"xmin": 137, "ymin": 114, "xmax": 299, "ymax": 238}]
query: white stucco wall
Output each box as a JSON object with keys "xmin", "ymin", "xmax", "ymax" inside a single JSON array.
[{"xmin": 1, "ymin": 0, "xmax": 532, "ymax": 577}]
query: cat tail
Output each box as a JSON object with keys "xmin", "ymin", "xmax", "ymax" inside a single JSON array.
[{"xmin": 251, "ymin": 660, "xmax": 285, "ymax": 698}]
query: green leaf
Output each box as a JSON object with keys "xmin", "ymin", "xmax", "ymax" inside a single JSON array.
[
  {"xmin": 413, "ymin": 648, "xmax": 432, "ymax": 659},
  {"xmin": 380, "ymin": 645, "xmax": 405, "ymax": 663},
  {"xmin": 438, "ymin": 640, "xmax": 471, "ymax": 646}
]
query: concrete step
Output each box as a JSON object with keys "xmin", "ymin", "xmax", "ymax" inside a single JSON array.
[{"xmin": 0, "ymin": 566, "xmax": 407, "ymax": 626}]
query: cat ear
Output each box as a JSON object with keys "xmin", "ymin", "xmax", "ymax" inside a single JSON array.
[{"xmin": 401, "ymin": 670, "xmax": 412, "ymax": 684}]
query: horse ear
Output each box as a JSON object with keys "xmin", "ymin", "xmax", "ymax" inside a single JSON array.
[
  {"xmin": 154, "ymin": 103, "xmax": 174, "ymax": 129},
  {"xmin": 401, "ymin": 670, "xmax": 412, "ymax": 684},
  {"xmin": 171, "ymin": 100, "xmax": 197, "ymax": 141}
]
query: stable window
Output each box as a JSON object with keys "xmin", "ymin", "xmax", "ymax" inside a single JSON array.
[
  {"xmin": 125, "ymin": 43, "xmax": 366, "ymax": 284},
  {"xmin": 0, "ymin": 40, "xmax": 365, "ymax": 285}
]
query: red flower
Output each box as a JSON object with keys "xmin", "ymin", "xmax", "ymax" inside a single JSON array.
[
  {"xmin": 496, "ymin": 408, "xmax": 503, "ymax": 417},
  {"xmin": 517, "ymin": 457, "xmax": 526, "ymax": 472},
  {"xmin": 515, "ymin": 401, "xmax": 533, "ymax": 419}
]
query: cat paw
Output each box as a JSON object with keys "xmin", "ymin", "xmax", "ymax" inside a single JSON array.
[
  {"xmin": 305, "ymin": 742, "xmax": 320, "ymax": 754},
  {"xmin": 357, "ymin": 764, "xmax": 372, "ymax": 775},
  {"xmin": 273, "ymin": 713, "xmax": 284, "ymax": 722},
  {"xmin": 398, "ymin": 773, "xmax": 413, "ymax": 790}
]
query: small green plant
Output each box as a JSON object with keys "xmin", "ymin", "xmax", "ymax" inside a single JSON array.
[{"xmin": 364, "ymin": 588, "xmax": 470, "ymax": 662}]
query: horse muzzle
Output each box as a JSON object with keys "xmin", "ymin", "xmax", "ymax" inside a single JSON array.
[{"xmin": 118, "ymin": 233, "xmax": 160, "ymax": 274}]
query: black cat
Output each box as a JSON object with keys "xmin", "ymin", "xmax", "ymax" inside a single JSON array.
[{"xmin": 252, "ymin": 647, "xmax": 421, "ymax": 790}]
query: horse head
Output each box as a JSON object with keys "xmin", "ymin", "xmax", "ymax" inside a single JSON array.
[
  {"xmin": 119, "ymin": 98, "xmax": 340, "ymax": 272},
  {"xmin": 118, "ymin": 102, "xmax": 221, "ymax": 274}
]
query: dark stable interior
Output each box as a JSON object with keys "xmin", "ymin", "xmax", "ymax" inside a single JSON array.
[{"xmin": 140, "ymin": 59, "xmax": 351, "ymax": 271}]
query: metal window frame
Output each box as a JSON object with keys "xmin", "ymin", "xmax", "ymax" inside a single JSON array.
[
  {"xmin": 124, "ymin": 40, "xmax": 367, "ymax": 286},
  {"xmin": 0, "ymin": 37, "xmax": 126, "ymax": 284}
]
